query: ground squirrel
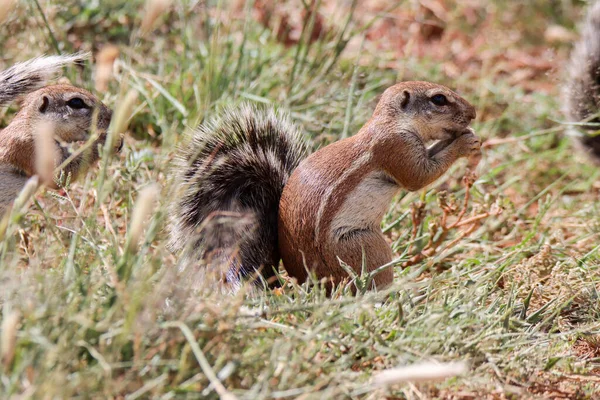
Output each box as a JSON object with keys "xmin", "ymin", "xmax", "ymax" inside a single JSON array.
[
  {"xmin": 563, "ymin": 1, "xmax": 600, "ymax": 163},
  {"xmin": 0, "ymin": 55, "xmax": 119, "ymax": 212},
  {"xmin": 170, "ymin": 82, "xmax": 481, "ymax": 291}
]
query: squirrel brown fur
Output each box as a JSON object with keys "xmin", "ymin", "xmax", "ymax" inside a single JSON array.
[
  {"xmin": 563, "ymin": 0, "xmax": 600, "ymax": 163},
  {"xmin": 170, "ymin": 82, "xmax": 480, "ymax": 291},
  {"xmin": 0, "ymin": 55, "xmax": 119, "ymax": 212}
]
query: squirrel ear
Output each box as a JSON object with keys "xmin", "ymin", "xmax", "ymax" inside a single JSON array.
[
  {"xmin": 38, "ymin": 96, "xmax": 49, "ymax": 113},
  {"xmin": 400, "ymin": 90, "xmax": 410, "ymax": 108}
]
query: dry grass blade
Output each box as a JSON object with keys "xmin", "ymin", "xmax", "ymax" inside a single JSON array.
[
  {"xmin": 0, "ymin": 0, "xmax": 17, "ymax": 24},
  {"xmin": 11, "ymin": 176, "xmax": 39, "ymax": 213},
  {"xmin": 95, "ymin": 45, "xmax": 120, "ymax": 92},
  {"xmin": 128, "ymin": 184, "xmax": 159, "ymax": 252},
  {"xmin": 372, "ymin": 361, "xmax": 468, "ymax": 386},
  {"xmin": 161, "ymin": 321, "xmax": 238, "ymax": 400},
  {"xmin": 140, "ymin": 0, "xmax": 172, "ymax": 37},
  {"xmin": 109, "ymin": 89, "xmax": 138, "ymax": 141},
  {"xmin": 34, "ymin": 120, "xmax": 57, "ymax": 187},
  {"xmin": 1, "ymin": 310, "xmax": 20, "ymax": 370}
]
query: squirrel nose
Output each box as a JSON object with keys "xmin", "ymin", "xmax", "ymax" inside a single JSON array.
[{"xmin": 467, "ymin": 105, "xmax": 476, "ymax": 121}]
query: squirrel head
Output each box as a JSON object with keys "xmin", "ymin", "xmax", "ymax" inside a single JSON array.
[
  {"xmin": 373, "ymin": 81, "xmax": 476, "ymax": 142},
  {"xmin": 19, "ymin": 84, "xmax": 113, "ymax": 143}
]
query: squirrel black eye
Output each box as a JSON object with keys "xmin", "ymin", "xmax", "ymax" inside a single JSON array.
[
  {"xmin": 430, "ymin": 94, "xmax": 448, "ymax": 106},
  {"xmin": 67, "ymin": 97, "xmax": 88, "ymax": 109}
]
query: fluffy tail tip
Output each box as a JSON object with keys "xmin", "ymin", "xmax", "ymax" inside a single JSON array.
[{"xmin": 23, "ymin": 52, "xmax": 91, "ymax": 79}]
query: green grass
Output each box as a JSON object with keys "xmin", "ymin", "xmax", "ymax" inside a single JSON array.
[{"xmin": 1, "ymin": 0, "xmax": 599, "ymax": 398}]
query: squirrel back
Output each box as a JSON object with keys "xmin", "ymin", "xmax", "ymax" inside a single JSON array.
[
  {"xmin": 169, "ymin": 104, "xmax": 309, "ymax": 285},
  {"xmin": 564, "ymin": 1, "xmax": 600, "ymax": 162},
  {"xmin": 0, "ymin": 54, "xmax": 86, "ymax": 108}
]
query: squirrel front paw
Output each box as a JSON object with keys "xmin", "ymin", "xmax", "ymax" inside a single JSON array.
[
  {"xmin": 95, "ymin": 132, "xmax": 125, "ymax": 153},
  {"xmin": 454, "ymin": 131, "xmax": 481, "ymax": 159}
]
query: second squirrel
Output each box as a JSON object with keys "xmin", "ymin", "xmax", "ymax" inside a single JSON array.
[
  {"xmin": 170, "ymin": 82, "xmax": 481, "ymax": 291},
  {"xmin": 0, "ymin": 55, "xmax": 121, "ymax": 212}
]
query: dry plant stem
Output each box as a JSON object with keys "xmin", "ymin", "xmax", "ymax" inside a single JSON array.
[
  {"xmin": 455, "ymin": 212, "xmax": 492, "ymax": 228},
  {"xmin": 0, "ymin": 0, "xmax": 17, "ymax": 23},
  {"xmin": 407, "ymin": 201, "xmax": 426, "ymax": 255},
  {"xmin": 440, "ymin": 221, "xmax": 479, "ymax": 253},
  {"xmin": 31, "ymin": 0, "xmax": 60, "ymax": 54},
  {"xmin": 404, "ymin": 170, "xmax": 487, "ymax": 267},
  {"xmin": 482, "ymin": 126, "xmax": 560, "ymax": 148},
  {"xmin": 447, "ymin": 174, "xmax": 473, "ymax": 229},
  {"xmin": 1, "ymin": 309, "xmax": 20, "ymax": 369}
]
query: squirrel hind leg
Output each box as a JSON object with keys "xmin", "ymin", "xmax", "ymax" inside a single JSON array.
[{"xmin": 325, "ymin": 231, "xmax": 394, "ymax": 291}]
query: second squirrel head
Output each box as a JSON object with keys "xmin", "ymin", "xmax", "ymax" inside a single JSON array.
[
  {"xmin": 19, "ymin": 84, "xmax": 113, "ymax": 143},
  {"xmin": 374, "ymin": 81, "xmax": 476, "ymax": 142}
]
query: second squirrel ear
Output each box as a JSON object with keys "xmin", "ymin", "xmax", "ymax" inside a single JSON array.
[
  {"xmin": 400, "ymin": 90, "xmax": 410, "ymax": 108},
  {"xmin": 38, "ymin": 96, "xmax": 49, "ymax": 113}
]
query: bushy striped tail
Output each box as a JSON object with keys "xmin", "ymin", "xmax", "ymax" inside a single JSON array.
[{"xmin": 169, "ymin": 104, "xmax": 309, "ymax": 286}]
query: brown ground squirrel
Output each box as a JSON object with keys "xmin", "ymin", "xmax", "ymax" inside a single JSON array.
[
  {"xmin": 0, "ymin": 55, "xmax": 119, "ymax": 212},
  {"xmin": 169, "ymin": 82, "xmax": 480, "ymax": 291},
  {"xmin": 563, "ymin": 1, "xmax": 600, "ymax": 163}
]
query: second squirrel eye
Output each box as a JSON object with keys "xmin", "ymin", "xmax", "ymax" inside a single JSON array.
[
  {"xmin": 67, "ymin": 98, "xmax": 88, "ymax": 109},
  {"xmin": 430, "ymin": 94, "xmax": 448, "ymax": 106}
]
